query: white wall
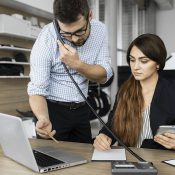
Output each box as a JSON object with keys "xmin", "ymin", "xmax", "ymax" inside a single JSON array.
[
  {"xmin": 156, "ymin": 0, "xmax": 175, "ymax": 55},
  {"xmin": 14, "ymin": 0, "xmax": 54, "ymax": 13}
]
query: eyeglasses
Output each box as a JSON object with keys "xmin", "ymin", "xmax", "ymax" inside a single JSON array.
[{"xmin": 59, "ymin": 19, "xmax": 89, "ymax": 38}]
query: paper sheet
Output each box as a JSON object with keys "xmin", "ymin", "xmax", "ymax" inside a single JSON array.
[
  {"xmin": 22, "ymin": 119, "xmax": 36, "ymax": 138},
  {"xmin": 92, "ymin": 148, "xmax": 126, "ymax": 161},
  {"xmin": 164, "ymin": 159, "xmax": 175, "ymax": 166}
]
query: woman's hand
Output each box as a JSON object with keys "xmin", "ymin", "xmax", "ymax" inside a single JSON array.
[
  {"xmin": 93, "ymin": 133, "xmax": 112, "ymax": 151},
  {"xmin": 154, "ymin": 133, "xmax": 175, "ymax": 150}
]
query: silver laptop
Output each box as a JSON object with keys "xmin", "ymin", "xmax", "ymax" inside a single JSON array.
[{"xmin": 0, "ymin": 113, "xmax": 87, "ymax": 173}]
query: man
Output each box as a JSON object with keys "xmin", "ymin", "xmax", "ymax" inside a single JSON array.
[{"xmin": 27, "ymin": 0, "xmax": 113, "ymax": 143}]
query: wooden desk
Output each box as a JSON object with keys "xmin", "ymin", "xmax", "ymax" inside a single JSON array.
[{"xmin": 0, "ymin": 139, "xmax": 175, "ymax": 175}]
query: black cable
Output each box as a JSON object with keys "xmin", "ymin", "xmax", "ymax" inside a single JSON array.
[
  {"xmin": 62, "ymin": 62, "xmax": 145, "ymax": 162},
  {"xmin": 53, "ymin": 19, "xmax": 145, "ymax": 162}
]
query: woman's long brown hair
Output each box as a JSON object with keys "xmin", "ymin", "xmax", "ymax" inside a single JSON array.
[
  {"xmin": 112, "ymin": 75, "xmax": 144, "ymax": 146},
  {"xmin": 112, "ymin": 34, "xmax": 167, "ymax": 146}
]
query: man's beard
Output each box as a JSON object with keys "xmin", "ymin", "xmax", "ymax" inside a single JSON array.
[
  {"xmin": 72, "ymin": 39, "xmax": 87, "ymax": 46},
  {"xmin": 72, "ymin": 32, "xmax": 90, "ymax": 46}
]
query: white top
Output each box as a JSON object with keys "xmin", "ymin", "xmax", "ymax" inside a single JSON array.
[{"xmin": 137, "ymin": 105, "xmax": 153, "ymax": 148}]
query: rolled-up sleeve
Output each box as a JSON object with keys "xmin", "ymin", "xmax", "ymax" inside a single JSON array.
[{"xmin": 95, "ymin": 28, "xmax": 113, "ymax": 82}]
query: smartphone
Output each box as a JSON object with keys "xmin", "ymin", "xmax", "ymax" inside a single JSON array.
[
  {"xmin": 162, "ymin": 159, "xmax": 175, "ymax": 167},
  {"xmin": 156, "ymin": 125, "xmax": 175, "ymax": 135}
]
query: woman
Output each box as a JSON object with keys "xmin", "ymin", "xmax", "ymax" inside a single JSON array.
[{"xmin": 93, "ymin": 34, "xmax": 175, "ymax": 150}]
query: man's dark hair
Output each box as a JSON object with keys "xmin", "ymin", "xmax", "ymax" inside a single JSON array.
[{"xmin": 53, "ymin": 0, "xmax": 89, "ymax": 23}]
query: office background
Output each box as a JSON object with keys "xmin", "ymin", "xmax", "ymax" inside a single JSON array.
[{"xmin": 0, "ymin": 0, "xmax": 175, "ymax": 138}]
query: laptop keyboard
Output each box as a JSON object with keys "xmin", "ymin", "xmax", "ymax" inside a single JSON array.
[{"xmin": 33, "ymin": 150, "xmax": 65, "ymax": 167}]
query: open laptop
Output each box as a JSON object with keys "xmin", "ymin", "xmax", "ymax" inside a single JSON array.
[{"xmin": 0, "ymin": 113, "xmax": 87, "ymax": 173}]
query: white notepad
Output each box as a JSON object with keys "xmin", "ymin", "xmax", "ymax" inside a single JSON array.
[{"xmin": 92, "ymin": 148, "xmax": 126, "ymax": 161}]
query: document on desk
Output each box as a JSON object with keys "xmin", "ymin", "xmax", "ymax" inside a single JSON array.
[{"xmin": 92, "ymin": 148, "xmax": 126, "ymax": 161}]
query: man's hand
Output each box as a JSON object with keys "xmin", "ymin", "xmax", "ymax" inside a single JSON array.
[
  {"xmin": 57, "ymin": 40, "xmax": 81, "ymax": 70},
  {"xmin": 36, "ymin": 118, "xmax": 56, "ymax": 139},
  {"xmin": 154, "ymin": 133, "xmax": 175, "ymax": 150},
  {"xmin": 57, "ymin": 40, "xmax": 108, "ymax": 84},
  {"xmin": 93, "ymin": 133, "xmax": 112, "ymax": 151}
]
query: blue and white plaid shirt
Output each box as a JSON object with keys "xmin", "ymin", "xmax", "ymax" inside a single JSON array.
[{"xmin": 27, "ymin": 19, "xmax": 113, "ymax": 102}]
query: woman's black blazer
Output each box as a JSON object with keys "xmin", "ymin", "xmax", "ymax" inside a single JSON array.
[{"xmin": 100, "ymin": 76, "xmax": 175, "ymax": 149}]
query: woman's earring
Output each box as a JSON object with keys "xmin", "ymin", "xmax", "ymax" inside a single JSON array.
[{"xmin": 156, "ymin": 65, "xmax": 159, "ymax": 70}]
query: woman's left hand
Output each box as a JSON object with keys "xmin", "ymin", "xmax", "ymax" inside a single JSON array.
[{"xmin": 154, "ymin": 133, "xmax": 175, "ymax": 150}]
